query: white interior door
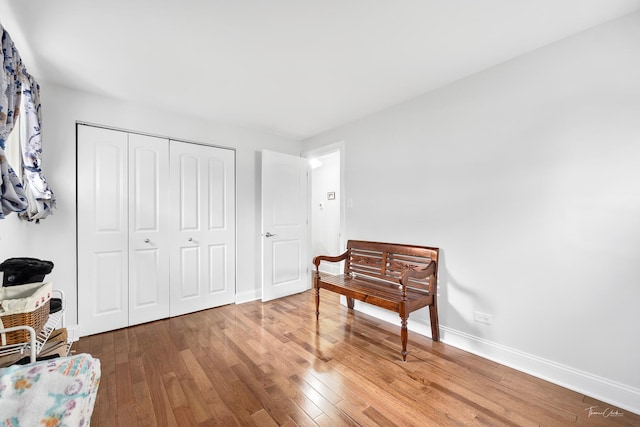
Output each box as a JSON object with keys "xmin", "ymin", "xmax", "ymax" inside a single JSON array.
[
  {"xmin": 169, "ymin": 141, "xmax": 235, "ymax": 316},
  {"xmin": 128, "ymin": 133, "xmax": 170, "ymax": 325},
  {"xmin": 261, "ymin": 150, "xmax": 309, "ymax": 302},
  {"xmin": 77, "ymin": 125, "xmax": 129, "ymax": 336}
]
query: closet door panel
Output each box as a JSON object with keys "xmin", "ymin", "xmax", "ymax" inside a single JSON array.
[
  {"xmin": 77, "ymin": 125, "xmax": 129, "ymax": 336},
  {"xmin": 128, "ymin": 134, "xmax": 170, "ymax": 326},
  {"xmin": 92, "ymin": 252, "xmax": 126, "ymax": 314},
  {"xmin": 206, "ymin": 157, "xmax": 233, "ymax": 297},
  {"xmin": 131, "ymin": 248, "xmax": 161, "ymax": 304},
  {"xmin": 170, "ymin": 141, "xmax": 235, "ymax": 316},
  {"xmin": 179, "ymin": 246, "xmax": 201, "ymax": 298},
  {"xmin": 94, "ymin": 144, "xmax": 125, "ymax": 232},
  {"xmin": 178, "ymin": 155, "xmax": 200, "ymax": 230},
  {"xmin": 209, "ymin": 244, "xmax": 228, "ymax": 293},
  {"xmin": 204, "ymin": 147, "xmax": 235, "ymax": 303},
  {"xmin": 208, "ymin": 158, "xmax": 226, "ymax": 229},
  {"xmin": 170, "ymin": 149, "xmax": 203, "ymax": 315}
]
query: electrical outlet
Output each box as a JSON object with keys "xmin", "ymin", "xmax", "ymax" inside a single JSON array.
[{"xmin": 474, "ymin": 311, "xmax": 492, "ymax": 325}]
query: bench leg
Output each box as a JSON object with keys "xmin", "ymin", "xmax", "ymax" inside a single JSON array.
[
  {"xmin": 313, "ymin": 272, "xmax": 320, "ymax": 320},
  {"xmin": 429, "ymin": 303, "xmax": 440, "ymax": 342},
  {"xmin": 346, "ymin": 297, "xmax": 355, "ymax": 309},
  {"xmin": 400, "ymin": 314, "xmax": 408, "ymax": 362}
]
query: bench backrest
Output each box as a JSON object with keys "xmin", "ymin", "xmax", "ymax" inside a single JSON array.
[{"xmin": 344, "ymin": 240, "xmax": 439, "ymax": 294}]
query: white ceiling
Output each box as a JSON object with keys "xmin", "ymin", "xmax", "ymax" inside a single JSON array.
[{"xmin": 2, "ymin": 1, "xmax": 640, "ymax": 140}]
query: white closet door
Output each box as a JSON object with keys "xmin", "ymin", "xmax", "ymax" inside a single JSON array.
[
  {"xmin": 128, "ymin": 134, "xmax": 170, "ymax": 325},
  {"xmin": 169, "ymin": 141, "xmax": 235, "ymax": 316},
  {"xmin": 78, "ymin": 125, "xmax": 129, "ymax": 336}
]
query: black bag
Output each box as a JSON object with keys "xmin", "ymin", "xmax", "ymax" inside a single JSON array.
[
  {"xmin": 0, "ymin": 257, "xmax": 61, "ymax": 314},
  {"xmin": 0, "ymin": 257, "xmax": 54, "ymax": 286}
]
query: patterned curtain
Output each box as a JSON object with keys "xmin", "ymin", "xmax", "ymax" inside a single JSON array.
[
  {"xmin": 0, "ymin": 25, "xmax": 28, "ymax": 219},
  {"xmin": 0, "ymin": 24, "xmax": 55, "ymax": 221},
  {"xmin": 18, "ymin": 75, "xmax": 56, "ymax": 221}
]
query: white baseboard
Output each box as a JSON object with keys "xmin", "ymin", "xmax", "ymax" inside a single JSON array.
[
  {"xmin": 66, "ymin": 325, "xmax": 80, "ymax": 342},
  {"xmin": 349, "ymin": 300, "xmax": 640, "ymax": 416},
  {"xmin": 319, "ymin": 264, "xmax": 342, "ymax": 275},
  {"xmin": 440, "ymin": 326, "xmax": 640, "ymax": 416}
]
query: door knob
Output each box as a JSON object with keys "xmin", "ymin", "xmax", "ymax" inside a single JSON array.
[
  {"xmin": 144, "ymin": 238, "xmax": 150, "ymax": 243},
  {"xmin": 264, "ymin": 232, "xmax": 277, "ymax": 238},
  {"xmin": 188, "ymin": 237, "xmax": 193, "ymax": 242}
]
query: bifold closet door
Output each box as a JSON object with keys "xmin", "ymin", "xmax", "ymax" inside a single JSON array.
[
  {"xmin": 169, "ymin": 140, "xmax": 236, "ymax": 316},
  {"xmin": 78, "ymin": 125, "xmax": 130, "ymax": 336},
  {"xmin": 78, "ymin": 125, "xmax": 170, "ymax": 336},
  {"xmin": 128, "ymin": 133, "xmax": 170, "ymax": 326}
]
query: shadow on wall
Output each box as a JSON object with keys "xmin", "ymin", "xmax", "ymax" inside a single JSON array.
[{"xmin": 437, "ymin": 248, "xmax": 493, "ymax": 341}]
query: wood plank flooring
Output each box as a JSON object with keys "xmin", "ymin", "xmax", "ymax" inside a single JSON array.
[{"xmin": 73, "ymin": 291, "xmax": 638, "ymax": 426}]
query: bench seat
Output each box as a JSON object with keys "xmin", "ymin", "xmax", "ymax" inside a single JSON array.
[{"xmin": 315, "ymin": 272, "xmax": 434, "ymax": 314}]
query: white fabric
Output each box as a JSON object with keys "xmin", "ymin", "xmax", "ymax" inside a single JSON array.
[
  {"xmin": 18, "ymin": 75, "xmax": 56, "ymax": 221},
  {"xmin": 0, "ymin": 147, "xmax": 28, "ymax": 218},
  {"xmin": 0, "ymin": 281, "xmax": 52, "ymax": 315},
  {"xmin": 0, "ymin": 24, "xmax": 55, "ymax": 221},
  {"xmin": 0, "ymin": 353, "xmax": 101, "ymax": 426}
]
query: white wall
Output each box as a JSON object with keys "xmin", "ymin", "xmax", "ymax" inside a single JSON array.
[
  {"xmin": 0, "ymin": 82, "xmax": 300, "ymax": 331},
  {"xmin": 0, "ymin": 215, "xmax": 28, "ymax": 284},
  {"xmin": 302, "ymin": 12, "xmax": 640, "ymax": 413}
]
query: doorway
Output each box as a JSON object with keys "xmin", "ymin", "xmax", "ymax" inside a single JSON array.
[{"xmin": 306, "ymin": 143, "xmax": 344, "ymax": 274}]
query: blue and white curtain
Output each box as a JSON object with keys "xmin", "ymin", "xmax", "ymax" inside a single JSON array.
[
  {"xmin": 0, "ymin": 25, "xmax": 27, "ymax": 219},
  {"xmin": 0, "ymin": 24, "xmax": 55, "ymax": 221}
]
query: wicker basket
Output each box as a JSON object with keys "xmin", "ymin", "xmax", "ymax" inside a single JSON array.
[
  {"xmin": 0, "ymin": 300, "xmax": 51, "ymax": 345},
  {"xmin": 0, "ymin": 282, "xmax": 52, "ymax": 346}
]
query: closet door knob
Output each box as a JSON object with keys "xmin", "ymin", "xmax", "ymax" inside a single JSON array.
[
  {"xmin": 188, "ymin": 237, "xmax": 193, "ymax": 242},
  {"xmin": 144, "ymin": 238, "xmax": 150, "ymax": 243}
]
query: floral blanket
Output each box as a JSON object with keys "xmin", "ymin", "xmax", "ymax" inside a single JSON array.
[{"xmin": 0, "ymin": 353, "xmax": 100, "ymax": 426}]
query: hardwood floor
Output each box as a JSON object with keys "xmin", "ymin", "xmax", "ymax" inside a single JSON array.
[{"xmin": 74, "ymin": 291, "xmax": 638, "ymax": 426}]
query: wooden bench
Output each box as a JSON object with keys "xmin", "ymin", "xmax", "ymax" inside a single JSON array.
[{"xmin": 313, "ymin": 240, "xmax": 440, "ymax": 361}]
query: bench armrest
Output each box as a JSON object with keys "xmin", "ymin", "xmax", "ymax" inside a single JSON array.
[
  {"xmin": 400, "ymin": 261, "xmax": 437, "ymax": 287},
  {"xmin": 313, "ymin": 250, "xmax": 349, "ymax": 271}
]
